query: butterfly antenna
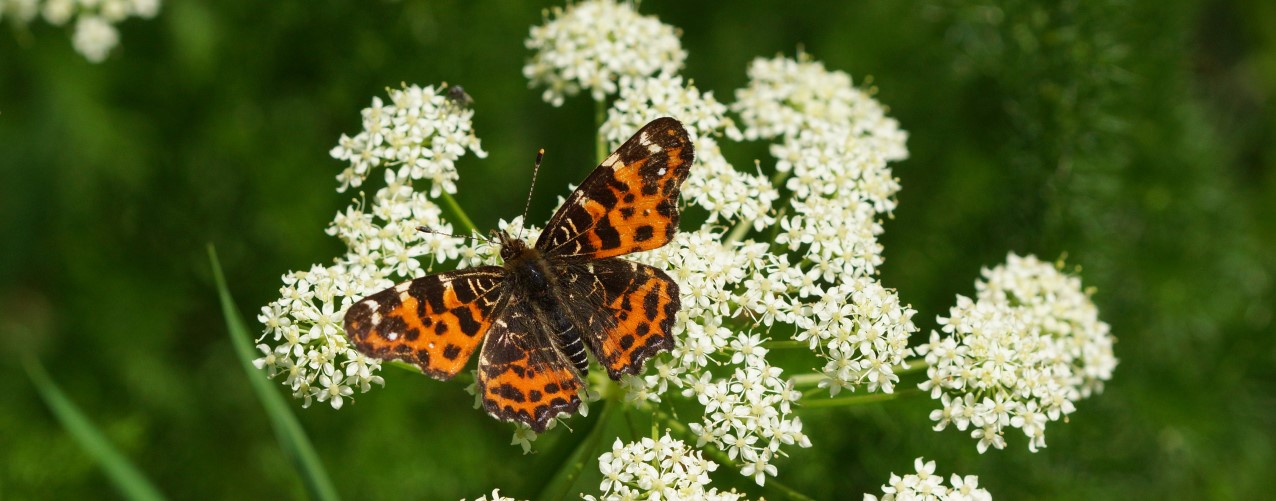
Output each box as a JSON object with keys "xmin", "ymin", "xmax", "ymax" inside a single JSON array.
[
  {"xmin": 519, "ymin": 148, "xmax": 545, "ymax": 241},
  {"xmin": 416, "ymin": 226, "xmax": 490, "ymax": 243}
]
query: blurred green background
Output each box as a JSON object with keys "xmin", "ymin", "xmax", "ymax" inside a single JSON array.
[{"xmin": 2, "ymin": 0, "xmax": 1273, "ymax": 499}]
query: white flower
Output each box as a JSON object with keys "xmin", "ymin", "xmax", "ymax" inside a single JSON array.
[
  {"xmin": 918, "ymin": 253, "xmax": 1117, "ymax": 452},
  {"xmin": 72, "ymin": 15, "xmax": 118, "ymax": 63},
  {"xmin": 864, "ymin": 457, "xmax": 993, "ymax": 501},
  {"xmin": 524, "ymin": 0, "xmax": 686, "ymax": 106}
]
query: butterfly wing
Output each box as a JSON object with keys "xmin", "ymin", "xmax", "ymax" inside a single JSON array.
[
  {"xmin": 478, "ymin": 299, "xmax": 584, "ymax": 432},
  {"xmin": 535, "ymin": 117, "xmax": 694, "ymax": 261},
  {"xmin": 344, "ymin": 267, "xmax": 505, "ymax": 379},
  {"xmin": 562, "ymin": 258, "xmax": 679, "ymax": 380}
]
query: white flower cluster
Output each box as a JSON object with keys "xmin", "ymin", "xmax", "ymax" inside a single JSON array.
[
  {"xmin": 733, "ymin": 54, "xmax": 909, "ymax": 162},
  {"xmin": 585, "ymin": 434, "xmax": 744, "ymax": 501},
  {"xmin": 864, "ymin": 458, "xmax": 992, "ymax": 501},
  {"xmin": 917, "ymin": 253, "xmax": 1117, "ymax": 453},
  {"xmin": 795, "ymin": 277, "xmax": 917, "ymax": 396},
  {"xmin": 732, "ymin": 55, "xmax": 919, "ymax": 399},
  {"xmin": 1, "ymin": 0, "xmax": 159, "ymax": 62},
  {"xmin": 523, "ymin": 0, "xmax": 686, "ymax": 106},
  {"xmin": 256, "ymin": 84, "xmax": 483, "ymax": 409},
  {"xmin": 330, "ymin": 83, "xmax": 488, "ymax": 197}
]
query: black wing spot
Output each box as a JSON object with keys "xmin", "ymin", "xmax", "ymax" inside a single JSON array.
[
  {"xmin": 443, "ymin": 344, "xmax": 462, "ymax": 360},
  {"xmin": 452, "ymin": 306, "xmax": 482, "ymax": 336},
  {"xmin": 643, "ymin": 286, "xmax": 660, "ymax": 319},
  {"xmin": 594, "ymin": 217, "xmax": 622, "ymax": 250},
  {"xmin": 634, "ymin": 225, "xmax": 654, "ymax": 242},
  {"xmin": 492, "ymin": 384, "xmax": 526, "ymax": 403}
]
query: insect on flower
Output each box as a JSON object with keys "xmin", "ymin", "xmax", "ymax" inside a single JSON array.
[{"xmin": 343, "ymin": 117, "xmax": 695, "ymax": 431}]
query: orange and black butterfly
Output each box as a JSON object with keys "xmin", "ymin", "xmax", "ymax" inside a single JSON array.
[{"xmin": 343, "ymin": 117, "xmax": 693, "ymax": 432}]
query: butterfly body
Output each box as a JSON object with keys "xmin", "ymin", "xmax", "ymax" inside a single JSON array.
[
  {"xmin": 496, "ymin": 231, "xmax": 592, "ymax": 376},
  {"xmin": 344, "ymin": 117, "xmax": 693, "ymax": 432}
]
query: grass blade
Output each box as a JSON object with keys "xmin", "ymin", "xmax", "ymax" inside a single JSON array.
[
  {"xmin": 208, "ymin": 245, "xmax": 340, "ymax": 501},
  {"xmin": 25, "ymin": 358, "xmax": 166, "ymax": 501}
]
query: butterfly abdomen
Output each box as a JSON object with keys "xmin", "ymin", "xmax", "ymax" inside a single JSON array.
[{"xmin": 504, "ymin": 243, "xmax": 593, "ymax": 376}]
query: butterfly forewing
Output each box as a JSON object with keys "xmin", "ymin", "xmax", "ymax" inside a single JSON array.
[
  {"xmin": 344, "ymin": 267, "xmax": 505, "ymax": 379},
  {"xmin": 478, "ymin": 301, "xmax": 583, "ymax": 432},
  {"xmin": 535, "ymin": 117, "xmax": 694, "ymax": 261}
]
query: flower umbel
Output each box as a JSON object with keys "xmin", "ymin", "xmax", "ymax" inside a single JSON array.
[
  {"xmin": 524, "ymin": 0, "xmax": 686, "ymax": 106},
  {"xmin": 864, "ymin": 457, "xmax": 993, "ymax": 501},
  {"xmin": 256, "ymin": 84, "xmax": 484, "ymax": 409},
  {"xmin": 917, "ymin": 253, "xmax": 1118, "ymax": 452},
  {"xmin": 586, "ymin": 433, "xmax": 745, "ymax": 501}
]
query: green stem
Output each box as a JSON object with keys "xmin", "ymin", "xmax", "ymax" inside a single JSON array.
[
  {"xmin": 655, "ymin": 411, "xmax": 816, "ymax": 501},
  {"xmin": 896, "ymin": 357, "xmax": 928, "ymax": 375},
  {"xmin": 762, "ymin": 340, "xmax": 807, "ymax": 350},
  {"xmin": 439, "ymin": 191, "xmax": 478, "ymax": 235},
  {"xmin": 539, "ymin": 385, "xmax": 620, "ymax": 501},
  {"xmin": 386, "ymin": 360, "xmax": 423, "ymax": 375},
  {"xmin": 788, "ymin": 373, "xmax": 825, "ymax": 387},
  {"xmin": 765, "ymin": 168, "xmax": 795, "ymax": 252},
  {"xmin": 595, "ymin": 99, "xmax": 608, "ymax": 164},
  {"xmin": 724, "ymin": 218, "xmax": 753, "ymax": 244},
  {"xmin": 800, "ymin": 388, "xmax": 920, "ymax": 408}
]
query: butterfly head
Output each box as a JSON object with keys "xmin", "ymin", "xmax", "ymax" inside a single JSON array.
[{"xmin": 492, "ymin": 229, "xmax": 532, "ymax": 263}]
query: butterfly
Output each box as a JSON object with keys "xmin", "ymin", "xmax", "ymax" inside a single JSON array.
[{"xmin": 343, "ymin": 117, "xmax": 694, "ymax": 432}]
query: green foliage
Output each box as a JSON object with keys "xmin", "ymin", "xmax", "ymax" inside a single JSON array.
[{"xmin": 2, "ymin": 0, "xmax": 1272, "ymax": 499}]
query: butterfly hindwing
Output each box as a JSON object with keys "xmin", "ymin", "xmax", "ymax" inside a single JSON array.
[
  {"xmin": 344, "ymin": 267, "xmax": 505, "ymax": 380},
  {"xmin": 562, "ymin": 258, "xmax": 679, "ymax": 379},
  {"xmin": 478, "ymin": 300, "xmax": 584, "ymax": 432},
  {"xmin": 535, "ymin": 117, "xmax": 694, "ymax": 261}
]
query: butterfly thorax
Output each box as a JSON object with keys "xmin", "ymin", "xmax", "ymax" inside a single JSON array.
[
  {"xmin": 496, "ymin": 230, "xmax": 592, "ymax": 375},
  {"xmin": 496, "ymin": 232, "xmax": 551, "ymax": 293}
]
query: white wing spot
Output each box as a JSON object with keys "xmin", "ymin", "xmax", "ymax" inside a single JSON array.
[
  {"xmin": 647, "ymin": 143, "xmax": 662, "ymax": 154},
  {"xmin": 603, "ymin": 152, "xmax": 620, "ymax": 165},
  {"xmin": 395, "ymin": 282, "xmax": 411, "ymax": 293},
  {"xmin": 387, "ymin": 332, "xmax": 399, "ymax": 340},
  {"xmin": 657, "ymin": 167, "xmax": 667, "ymax": 176}
]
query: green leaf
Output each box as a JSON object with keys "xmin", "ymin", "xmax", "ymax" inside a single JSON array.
[
  {"xmin": 25, "ymin": 358, "xmax": 166, "ymax": 501},
  {"xmin": 208, "ymin": 245, "xmax": 341, "ymax": 501}
]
